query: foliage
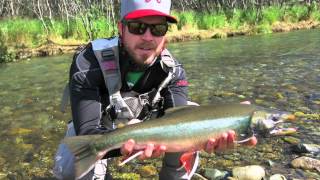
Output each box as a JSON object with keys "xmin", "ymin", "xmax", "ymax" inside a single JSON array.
[
  {"xmin": 197, "ymin": 13, "xmax": 227, "ymax": 29},
  {"xmin": 176, "ymin": 11, "xmax": 197, "ymax": 30},
  {"xmin": 256, "ymin": 22, "xmax": 273, "ymax": 34},
  {"xmin": 0, "ymin": 1, "xmax": 319, "ymax": 56},
  {"xmin": 0, "ymin": 18, "xmax": 45, "ymax": 47},
  {"xmin": 262, "ymin": 6, "xmax": 284, "ymax": 24},
  {"xmin": 310, "ymin": 1, "xmax": 320, "ymax": 21},
  {"xmin": 240, "ymin": 8, "xmax": 259, "ymax": 25},
  {"xmin": 228, "ymin": 9, "xmax": 244, "ymax": 30},
  {"xmin": 91, "ymin": 16, "xmax": 116, "ymax": 39},
  {"xmin": 0, "ymin": 30, "xmax": 14, "ymax": 63},
  {"xmin": 286, "ymin": 5, "xmax": 309, "ymax": 22}
]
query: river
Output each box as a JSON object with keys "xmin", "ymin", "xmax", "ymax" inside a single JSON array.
[{"xmin": 0, "ymin": 29, "xmax": 319, "ymax": 179}]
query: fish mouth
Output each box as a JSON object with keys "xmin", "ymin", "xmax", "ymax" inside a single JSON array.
[
  {"xmin": 267, "ymin": 112, "xmax": 297, "ymax": 136},
  {"xmin": 251, "ymin": 111, "xmax": 297, "ymax": 136}
]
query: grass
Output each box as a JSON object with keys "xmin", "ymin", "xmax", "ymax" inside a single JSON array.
[
  {"xmin": 310, "ymin": 1, "xmax": 320, "ymax": 21},
  {"xmin": 262, "ymin": 6, "xmax": 284, "ymax": 24},
  {"xmin": 197, "ymin": 13, "xmax": 227, "ymax": 29},
  {"xmin": 0, "ymin": 18, "xmax": 46, "ymax": 47},
  {"xmin": 0, "ymin": 4, "xmax": 317, "ymax": 47},
  {"xmin": 175, "ymin": 11, "xmax": 198, "ymax": 30},
  {"xmin": 286, "ymin": 5, "xmax": 309, "ymax": 22},
  {"xmin": 0, "ymin": 3, "xmax": 319, "ymax": 63},
  {"xmin": 0, "ymin": 29, "xmax": 14, "ymax": 63}
]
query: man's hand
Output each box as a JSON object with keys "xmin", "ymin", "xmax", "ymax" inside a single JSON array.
[
  {"xmin": 204, "ymin": 130, "xmax": 257, "ymax": 153},
  {"xmin": 120, "ymin": 139, "xmax": 166, "ymax": 160}
]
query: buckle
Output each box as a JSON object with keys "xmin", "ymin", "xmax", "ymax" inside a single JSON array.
[{"xmin": 138, "ymin": 93, "xmax": 150, "ymax": 106}]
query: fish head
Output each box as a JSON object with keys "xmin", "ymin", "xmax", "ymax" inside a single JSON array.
[{"xmin": 250, "ymin": 110, "xmax": 297, "ymax": 136}]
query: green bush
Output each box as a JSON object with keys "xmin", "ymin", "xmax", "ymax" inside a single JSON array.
[
  {"xmin": 92, "ymin": 16, "xmax": 116, "ymax": 39},
  {"xmin": 0, "ymin": 18, "xmax": 45, "ymax": 47},
  {"xmin": 287, "ymin": 5, "xmax": 309, "ymax": 22},
  {"xmin": 198, "ymin": 13, "xmax": 227, "ymax": 29},
  {"xmin": 49, "ymin": 20, "xmax": 69, "ymax": 38},
  {"xmin": 176, "ymin": 11, "xmax": 197, "ymax": 29},
  {"xmin": 310, "ymin": 2, "xmax": 320, "ymax": 21},
  {"xmin": 0, "ymin": 30, "xmax": 14, "ymax": 63},
  {"xmin": 256, "ymin": 22, "xmax": 273, "ymax": 34},
  {"xmin": 262, "ymin": 6, "xmax": 284, "ymax": 24},
  {"xmin": 228, "ymin": 9, "xmax": 243, "ymax": 30},
  {"xmin": 241, "ymin": 8, "xmax": 258, "ymax": 25}
]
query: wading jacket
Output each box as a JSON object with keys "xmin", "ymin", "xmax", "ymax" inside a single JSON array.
[{"xmin": 69, "ymin": 37, "xmax": 189, "ymax": 136}]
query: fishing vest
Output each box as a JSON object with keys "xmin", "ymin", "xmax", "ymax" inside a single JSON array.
[{"xmin": 91, "ymin": 37, "xmax": 177, "ymax": 128}]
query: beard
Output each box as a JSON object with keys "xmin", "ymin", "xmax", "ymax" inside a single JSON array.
[{"xmin": 122, "ymin": 40, "xmax": 165, "ymax": 69}]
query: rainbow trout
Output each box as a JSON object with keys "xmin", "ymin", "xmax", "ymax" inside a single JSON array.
[{"xmin": 63, "ymin": 104, "xmax": 295, "ymax": 179}]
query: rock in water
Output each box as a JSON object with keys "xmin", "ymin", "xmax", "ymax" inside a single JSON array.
[
  {"xmin": 269, "ymin": 174, "xmax": 287, "ymax": 180},
  {"xmin": 290, "ymin": 156, "xmax": 320, "ymax": 172},
  {"xmin": 232, "ymin": 165, "xmax": 265, "ymax": 180},
  {"xmin": 291, "ymin": 143, "xmax": 320, "ymax": 154}
]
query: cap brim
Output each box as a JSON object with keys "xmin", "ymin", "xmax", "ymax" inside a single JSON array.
[{"xmin": 124, "ymin": 9, "xmax": 177, "ymax": 23}]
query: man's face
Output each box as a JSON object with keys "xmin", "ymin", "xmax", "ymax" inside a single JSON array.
[{"xmin": 119, "ymin": 16, "xmax": 167, "ymax": 66}]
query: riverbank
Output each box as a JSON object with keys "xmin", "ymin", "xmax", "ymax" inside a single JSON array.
[{"xmin": 12, "ymin": 20, "xmax": 319, "ymax": 61}]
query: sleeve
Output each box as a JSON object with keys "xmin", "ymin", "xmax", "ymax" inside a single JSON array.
[
  {"xmin": 69, "ymin": 44, "xmax": 111, "ymax": 135},
  {"xmin": 161, "ymin": 63, "xmax": 189, "ymax": 110}
]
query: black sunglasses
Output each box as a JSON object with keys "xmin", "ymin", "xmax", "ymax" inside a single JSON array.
[{"xmin": 122, "ymin": 21, "xmax": 168, "ymax": 37}]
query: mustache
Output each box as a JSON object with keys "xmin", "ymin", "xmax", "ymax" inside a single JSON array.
[{"xmin": 135, "ymin": 42, "xmax": 157, "ymax": 49}]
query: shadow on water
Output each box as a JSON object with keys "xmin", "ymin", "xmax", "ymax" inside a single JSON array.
[{"xmin": 0, "ymin": 29, "xmax": 319, "ymax": 179}]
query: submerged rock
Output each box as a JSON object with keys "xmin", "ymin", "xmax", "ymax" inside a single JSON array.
[
  {"xmin": 0, "ymin": 156, "xmax": 5, "ymax": 166},
  {"xmin": 291, "ymin": 143, "xmax": 320, "ymax": 155},
  {"xmin": 232, "ymin": 165, "xmax": 265, "ymax": 180},
  {"xmin": 269, "ymin": 174, "xmax": 287, "ymax": 180},
  {"xmin": 290, "ymin": 156, "xmax": 320, "ymax": 172},
  {"xmin": 283, "ymin": 137, "xmax": 300, "ymax": 145},
  {"xmin": 138, "ymin": 165, "xmax": 157, "ymax": 177},
  {"xmin": 8, "ymin": 128, "xmax": 33, "ymax": 136},
  {"xmin": 203, "ymin": 168, "xmax": 228, "ymax": 180}
]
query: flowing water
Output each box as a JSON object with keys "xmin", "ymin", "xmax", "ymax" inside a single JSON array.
[{"xmin": 0, "ymin": 29, "xmax": 319, "ymax": 179}]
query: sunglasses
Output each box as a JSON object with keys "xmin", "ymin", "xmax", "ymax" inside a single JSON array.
[{"xmin": 122, "ymin": 21, "xmax": 168, "ymax": 37}]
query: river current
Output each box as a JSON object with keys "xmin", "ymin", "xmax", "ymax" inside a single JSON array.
[{"xmin": 0, "ymin": 29, "xmax": 319, "ymax": 179}]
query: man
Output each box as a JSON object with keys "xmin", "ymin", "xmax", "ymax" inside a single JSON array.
[{"xmin": 54, "ymin": 0, "xmax": 251, "ymax": 179}]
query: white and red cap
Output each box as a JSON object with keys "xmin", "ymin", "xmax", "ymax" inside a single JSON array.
[{"xmin": 121, "ymin": 0, "xmax": 177, "ymax": 23}]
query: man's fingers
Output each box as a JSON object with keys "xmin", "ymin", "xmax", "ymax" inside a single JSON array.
[
  {"xmin": 121, "ymin": 139, "xmax": 135, "ymax": 156},
  {"xmin": 244, "ymin": 136, "xmax": 258, "ymax": 146},
  {"xmin": 227, "ymin": 130, "xmax": 236, "ymax": 148},
  {"xmin": 152, "ymin": 145, "xmax": 166, "ymax": 157},
  {"xmin": 216, "ymin": 132, "xmax": 228, "ymax": 151},
  {"xmin": 139, "ymin": 143, "xmax": 154, "ymax": 160},
  {"xmin": 205, "ymin": 138, "xmax": 216, "ymax": 153}
]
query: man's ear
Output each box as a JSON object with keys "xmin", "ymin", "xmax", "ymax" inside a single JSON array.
[{"xmin": 118, "ymin": 21, "xmax": 123, "ymax": 36}]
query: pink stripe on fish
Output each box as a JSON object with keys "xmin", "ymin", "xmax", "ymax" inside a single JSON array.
[{"xmin": 101, "ymin": 60, "xmax": 117, "ymax": 70}]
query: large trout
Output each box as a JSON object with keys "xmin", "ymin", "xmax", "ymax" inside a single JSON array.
[{"xmin": 63, "ymin": 104, "xmax": 295, "ymax": 179}]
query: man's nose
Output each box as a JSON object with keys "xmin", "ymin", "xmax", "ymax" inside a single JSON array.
[{"xmin": 141, "ymin": 28, "xmax": 154, "ymax": 41}]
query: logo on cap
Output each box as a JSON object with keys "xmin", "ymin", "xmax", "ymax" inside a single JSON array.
[{"xmin": 145, "ymin": 0, "xmax": 161, "ymax": 3}]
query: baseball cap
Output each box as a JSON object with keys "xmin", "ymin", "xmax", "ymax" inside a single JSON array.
[{"xmin": 121, "ymin": 0, "xmax": 177, "ymax": 23}]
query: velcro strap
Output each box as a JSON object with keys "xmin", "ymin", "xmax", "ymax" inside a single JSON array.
[{"xmin": 100, "ymin": 49, "xmax": 117, "ymax": 72}]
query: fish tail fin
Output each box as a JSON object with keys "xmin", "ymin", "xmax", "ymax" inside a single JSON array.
[{"xmin": 62, "ymin": 134, "xmax": 104, "ymax": 179}]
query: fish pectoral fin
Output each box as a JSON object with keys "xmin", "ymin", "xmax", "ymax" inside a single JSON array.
[
  {"xmin": 118, "ymin": 150, "xmax": 144, "ymax": 166},
  {"xmin": 235, "ymin": 135, "xmax": 257, "ymax": 146},
  {"xmin": 178, "ymin": 151, "xmax": 196, "ymax": 174}
]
